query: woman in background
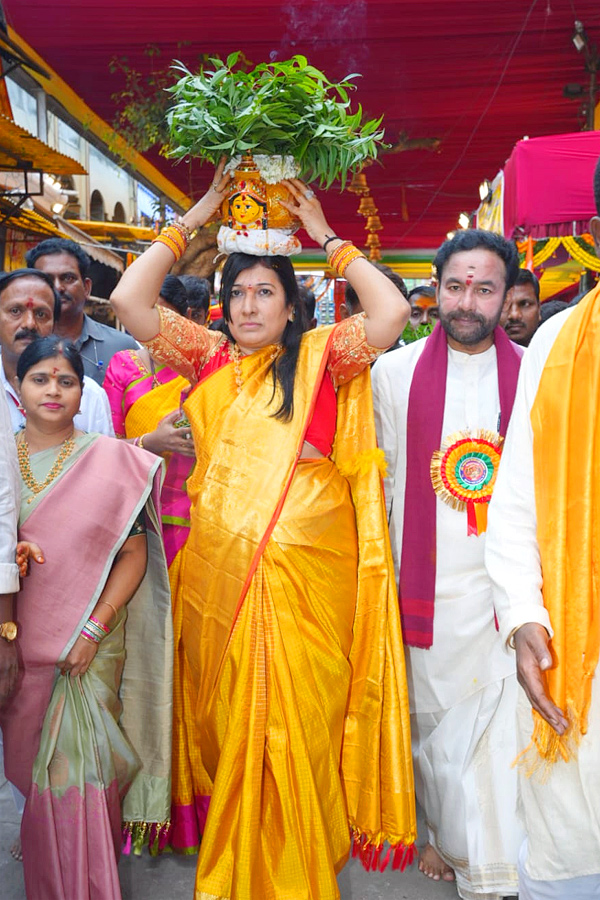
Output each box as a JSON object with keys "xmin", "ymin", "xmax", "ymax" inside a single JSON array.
[
  {"xmin": 1, "ymin": 336, "xmax": 172, "ymax": 899},
  {"xmin": 104, "ymin": 273, "xmax": 204, "ymax": 853}
]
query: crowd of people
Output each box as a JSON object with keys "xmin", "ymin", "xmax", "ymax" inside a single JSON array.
[{"xmin": 0, "ymin": 154, "xmax": 599, "ymax": 900}]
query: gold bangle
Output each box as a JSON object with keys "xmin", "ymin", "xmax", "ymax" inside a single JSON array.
[
  {"xmin": 152, "ymin": 225, "xmax": 190, "ymax": 261},
  {"xmin": 338, "ymin": 249, "xmax": 365, "ymax": 277},
  {"xmin": 328, "ymin": 240, "xmax": 353, "ymax": 267},
  {"xmin": 138, "ymin": 434, "xmax": 147, "ymax": 450},
  {"xmin": 153, "ymin": 234, "xmax": 183, "ymax": 260},
  {"xmin": 171, "ymin": 220, "xmax": 192, "ymax": 242},
  {"xmin": 98, "ymin": 600, "xmax": 119, "ymax": 621}
]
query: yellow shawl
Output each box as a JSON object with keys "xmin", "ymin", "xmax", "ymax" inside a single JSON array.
[{"xmin": 530, "ymin": 282, "xmax": 600, "ymax": 765}]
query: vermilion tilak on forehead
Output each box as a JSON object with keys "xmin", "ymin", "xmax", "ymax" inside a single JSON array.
[
  {"xmin": 25, "ymin": 299, "xmax": 35, "ymax": 309},
  {"xmin": 52, "ymin": 366, "xmax": 60, "ymax": 374},
  {"xmin": 465, "ymin": 266, "xmax": 476, "ymax": 286}
]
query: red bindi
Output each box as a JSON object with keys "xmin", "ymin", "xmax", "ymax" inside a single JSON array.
[{"xmin": 25, "ymin": 298, "xmax": 35, "ymax": 309}]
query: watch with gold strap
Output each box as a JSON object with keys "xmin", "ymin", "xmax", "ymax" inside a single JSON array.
[{"xmin": 0, "ymin": 622, "xmax": 18, "ymax": 642}]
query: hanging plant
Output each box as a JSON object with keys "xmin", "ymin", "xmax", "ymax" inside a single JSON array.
[{"xmin": 166, "ymin": 52, "xmax": 386, "ymax": 189}]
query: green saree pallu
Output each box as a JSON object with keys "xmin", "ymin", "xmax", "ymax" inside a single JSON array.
[{"xmin": 0, "ymin": 434, "xmax": 173, "ymax": 900}]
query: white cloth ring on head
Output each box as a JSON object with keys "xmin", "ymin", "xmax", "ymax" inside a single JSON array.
[{"xmin": 304, "ymin": 189, "xmax": 315, "ymax": 200}]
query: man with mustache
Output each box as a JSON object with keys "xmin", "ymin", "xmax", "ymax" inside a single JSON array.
[
  {"xmin": 372, "ymin": 230, "xmax": 524, "ymax": 900},
  {"xmin": 26, "ymin": 238, "xmax": 137, "ymax": 385},
  {"xmin": 500, "ymin": 269, "xmax": 541, "ymax": 347},
  {"xmin": 0, "ymin": 269, "xmax": 113, "ymax": 435}
]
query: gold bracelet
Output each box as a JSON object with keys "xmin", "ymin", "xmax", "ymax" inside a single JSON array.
[
  {"xmin": 98, "ymin": 600, "xmax": 119, "ymax": 621},
  {"xmin": 138, "ymin": 434, "xmax": 147, "ymax": 450}
]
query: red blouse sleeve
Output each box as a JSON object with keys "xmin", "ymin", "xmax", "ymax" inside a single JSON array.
[
  {"xmin": 140, "ymin": 306, "xmax": 226, "ymax": 384},
  {"xmin": 327, "ymin": 312, "xmax": 387, "ymax": 389}
]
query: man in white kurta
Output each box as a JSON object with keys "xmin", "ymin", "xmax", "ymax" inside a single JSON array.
[
  {"xmin": 372, "ymin": 230, "xmax": 524, "ymax": 900},
  {"xmin": 486, "ymin": 305, "xmax": 600, "ymax": 899}
]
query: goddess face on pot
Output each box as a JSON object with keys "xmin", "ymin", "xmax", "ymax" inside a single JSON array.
[{"xmin": 228, "ymin": 190, "xmax": 267, "ymax": 231}]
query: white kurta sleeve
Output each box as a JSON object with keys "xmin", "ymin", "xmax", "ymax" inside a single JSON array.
[
  {"xmin": 371, "ymin": 355, "xmax": 398, "ymax": 521},
  {"xmin": 0, "ymin": 389, "xmax": 19, "ymax": 594},
  {"xmin": 76, "ymin": 376, "xmax": 115, "ymax": 437},
  {"xmin": 485, "ymin": 312, "xmax": 573, "ymax": 647}
]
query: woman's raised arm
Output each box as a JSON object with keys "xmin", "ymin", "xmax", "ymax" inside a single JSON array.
[
  {"xmin": 110, "ymin": 160, "xmax": 231, "ymax": 342},
  {"xmin": 281, "ymin": 178, "xmax": 410, "ymax": 348}
]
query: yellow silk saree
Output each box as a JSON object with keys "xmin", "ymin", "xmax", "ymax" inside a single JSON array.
[{"xmin": 144, "ymin": 312, "xmax": 416, "ymax": 899}]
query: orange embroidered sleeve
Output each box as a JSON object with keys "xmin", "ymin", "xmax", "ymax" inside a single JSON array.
[
  {"xmin": 140, "ymin": 306, "xmax": 225, "ymax": 384},
  {"xmin": 328, "ymin": 312, "xmax": 387, "ymax": 388}
]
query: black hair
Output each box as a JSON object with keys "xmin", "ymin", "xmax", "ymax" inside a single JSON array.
[
  {"xmin": 0, "ymin": 268, "xmax": 61, "ymax": 323},
  {"xmin": 540, "ymin": 299, "xmax": 568, "ymax": 323},
  {"xmin": 298, "ymin": 284, "xmax": 316, "ymax": 322},
  {"xmin": 594, "ymin": 156, "xmax": 600, "ymax": 218},
  {"xmin": 220, "ymin": 253, "xmax": 306, "ymax": 421},
  {"xmin": 159, "ymin": 274, "xmax": 188, "ymax": 317},
  {"xmin": 407, "ymin": 284, "xmax": 437, "ymax": 303},
  {"xmin": 433, "ymin": 229, "xmax": 519, "ymax": 292},
  {"xmin": 16, "ymin": 335, "xmax": 84, "ymax": 386},
  {"xmin": 345, "ymin": 262, "xmax": 408, "ymax": 313},
  {"xmin": 514, "ymin": 269, "xmax": 540, "ymax": 302},
  {"xmin": 25, "ymin": 238, "xmax": 92, "ymax": 281},
  {"xmin": 178, "ymin": 274, "xmax": 211, "ymax": 316}
]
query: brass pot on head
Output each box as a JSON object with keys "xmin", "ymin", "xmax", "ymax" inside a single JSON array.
[{"xmin": 221, "ymin": 154, "xmax": 301, "ymax": 234}]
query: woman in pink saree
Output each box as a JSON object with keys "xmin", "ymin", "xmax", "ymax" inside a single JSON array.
[{"xmin": 0, "ymin": 336, "xmax": 172, "ymax": 900}]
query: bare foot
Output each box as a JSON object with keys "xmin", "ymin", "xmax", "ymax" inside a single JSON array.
[
  {"xmin": 418, "ymin": 842, "xmax": 455, "ymax": 882},
  {"xmin": 10, "ymin": 837, "xmax": 22, "ymax": 861}
]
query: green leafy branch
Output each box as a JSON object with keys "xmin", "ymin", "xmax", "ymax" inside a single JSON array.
[{"xmin": 166, "ymin": 52, "xmax": 386, "ymax": 188}]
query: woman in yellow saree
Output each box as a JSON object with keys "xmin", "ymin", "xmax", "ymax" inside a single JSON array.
[{"xmin": 111, "ymin": 164, "xmax": 417, "ymax": 900}]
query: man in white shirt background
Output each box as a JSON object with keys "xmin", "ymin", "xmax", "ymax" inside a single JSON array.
[
  {"xmin": 0, "ymin": 269, "xmax": 113, "ymax": 436},
  {"xmin": 372, "ymin": 230, "xmax": 524, "ymax": 900}
]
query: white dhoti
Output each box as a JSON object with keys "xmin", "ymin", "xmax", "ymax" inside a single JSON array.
[
  {"xmin": 412, "ymin": 675, "xmax": 519, "ymax": 900},
  {"xmin": 515, "ymin": 676, "xmax": 600, "ymax": 898}
]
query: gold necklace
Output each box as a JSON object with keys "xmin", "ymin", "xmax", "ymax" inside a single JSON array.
[
  {"xmin": 17, "ymin": 432, "xmax": 76, "ymax": 503},
  {"xmin": 230, "ymin": 341, "xmax": 281, "ymax": 395}
]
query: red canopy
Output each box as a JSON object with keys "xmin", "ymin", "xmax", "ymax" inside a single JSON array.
[
  {"xmin": 503, "ymin": 131, "xmax": 600, "ymax": 239},
  {"xmin": 4, "ymin": 0, "xmax": 600, "ymax": 251}
]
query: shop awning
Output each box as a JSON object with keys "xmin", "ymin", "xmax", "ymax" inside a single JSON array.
[
  {"xmin": 0, "ymin": 113, "xmax": 86, "ymax": 175},
  {"xmin": 73, "ymin": 220, "xmax": 156, "ymax": 243},
  {"xmin": 1, "ymin": 199, "xmax": 63, "ymax": 237},
  {"xmin": 54, "ymin": 217, "xmax": 125, "ymax": 272}
]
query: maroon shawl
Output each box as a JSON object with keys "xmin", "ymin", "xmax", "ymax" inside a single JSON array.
[{"xmin": 399, "ymin": 324, "xmax": 522, "ymax": 648}]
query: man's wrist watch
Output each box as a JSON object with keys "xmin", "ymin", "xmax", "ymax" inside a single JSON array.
[{"xmin": 0, "ymin": 622, "xmax": 18, "ymax": 642}]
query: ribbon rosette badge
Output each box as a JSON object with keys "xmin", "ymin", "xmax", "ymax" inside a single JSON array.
[{"xmin": 430, "ymin": 430, "xmax": 504, "ymax": 536}]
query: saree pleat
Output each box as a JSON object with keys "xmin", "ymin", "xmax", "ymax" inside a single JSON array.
[
  {"xmin": 196, "ymin": 459, "xmax": 357, "ymax": 899},
  {"xmin": 176, "ymin": 330, "xmax": 415, "ymax": 899},
  {"xmin": 22, "ymin": 613, "xmax": 138, "ymax": 900}
]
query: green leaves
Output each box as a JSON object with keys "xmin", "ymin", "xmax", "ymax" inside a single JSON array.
[{"xmin": 166, "ymin": 54, "xmax": 386, "ymax": 188}]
